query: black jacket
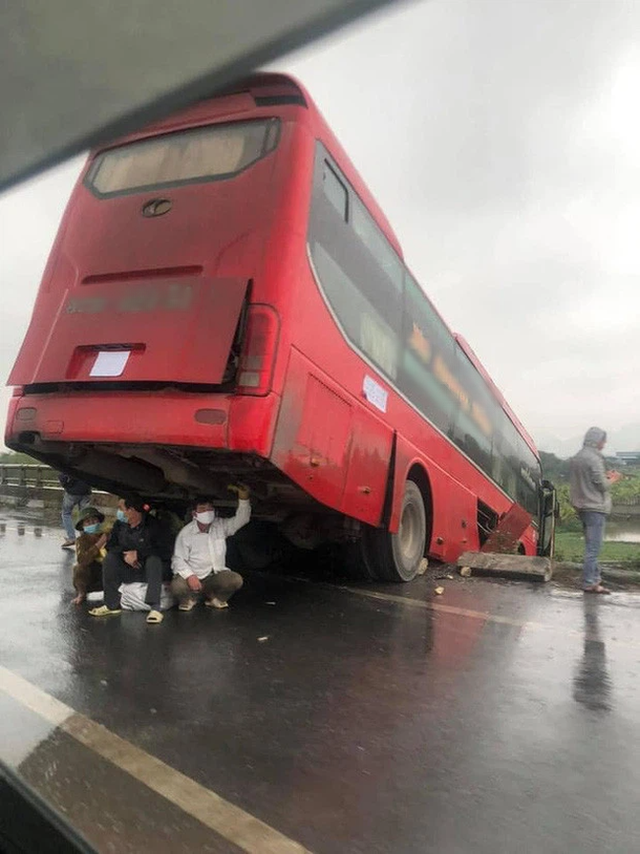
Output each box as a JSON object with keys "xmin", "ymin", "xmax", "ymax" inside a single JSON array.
[
  {"xmin": 106, "ymin": 516, "xmax": 173, "ymax": 564},
  {"xmin": 58, "ymin": 474, "xmax": 91, "ymax": 496}
]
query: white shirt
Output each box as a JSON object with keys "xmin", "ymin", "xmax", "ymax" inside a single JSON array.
[{"xmin": 171, "ymin": 500, "xmax": 251, "ymax": 579}]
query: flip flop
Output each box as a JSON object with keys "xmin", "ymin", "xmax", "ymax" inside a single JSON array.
[
  {"xmin": 146, "ymin": 609, "xmax": 164, "ymax": 624},
  {"xmin": 583, "ymin": 585, "xmax": 611, "ymax": 595},
  {"xmin": 89, "ymin": 605, "xmax": 122, "ymax": 617}
]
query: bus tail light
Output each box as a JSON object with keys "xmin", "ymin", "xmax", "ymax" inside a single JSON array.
[{"xmin": 236, "ymin": 305, "xmax": 279, "ymax": 395}]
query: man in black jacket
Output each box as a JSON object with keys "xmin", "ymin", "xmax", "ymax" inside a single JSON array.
[
  {"xmin": 89, "ymin": 497, "xmax": 173, "ymax": 624},
  {"xmin": 58, "ymin": 473, "xmax": 92, "ymax": 548}
]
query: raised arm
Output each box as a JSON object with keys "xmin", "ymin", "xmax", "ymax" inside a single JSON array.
[{"xmin": 222, "ymin": 485, "xmax": 251, "ymax": 537}]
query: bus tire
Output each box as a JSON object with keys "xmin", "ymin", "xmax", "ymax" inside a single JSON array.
[
  {"xmin": 344, "ymin": 539, "xmax": 378, "ymax": 581},
  {"xmin": 374, "ymin": 480, "xmax": 427, "ymax": 582}
]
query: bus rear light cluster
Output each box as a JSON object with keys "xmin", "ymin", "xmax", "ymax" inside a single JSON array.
[{"xmin": 236, "ymin": 305, "xmax": 279, "ymax": 395}]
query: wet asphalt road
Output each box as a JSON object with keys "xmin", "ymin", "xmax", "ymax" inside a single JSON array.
[{"xmin": 1, "ymin": 515, "xmax": 640, "ymax": 853}]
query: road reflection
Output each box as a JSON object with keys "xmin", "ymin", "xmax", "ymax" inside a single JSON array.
[{"xmin": 573, "ymin": 599, "xmax": 612, "ymax": 712}]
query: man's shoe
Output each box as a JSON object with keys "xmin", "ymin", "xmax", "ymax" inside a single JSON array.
[
  {"xmin": 205, "ymin": 597, "xmax": 229, "ymax": 609},
  {"xmin": 178, "ymin": 598, "xmax": 197, "ymax": 612},
  {"xmin": 88, "ymin": 605, "xmax": 122, "ymax": 617},
  {"xmin": 61, "ymin": 538, "xmax": 75, "ymax": 549}
]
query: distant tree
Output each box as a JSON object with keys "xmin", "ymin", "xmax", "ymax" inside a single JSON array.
[
  {"xmin": 611, "ymin": 474, "xmax": 640, "ymax": 504},
  {"xmin": 555, "ymin": 482, "xmax": 577, "ymax": 524},
  {"xmin": 539, "ymin": 451, "xmax": 570, "ymax": 482}
]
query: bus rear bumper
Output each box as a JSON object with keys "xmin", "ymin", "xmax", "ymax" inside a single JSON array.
[{"xmin": 6, "ymin": 389, "xmax": 280, "ymax": 458}]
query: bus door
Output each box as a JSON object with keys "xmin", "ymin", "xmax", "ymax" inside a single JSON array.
[{"xmin": 537, "ymin": 480, "xmax": 557, "ymax": 558}]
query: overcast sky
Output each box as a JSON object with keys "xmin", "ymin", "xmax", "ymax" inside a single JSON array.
[{"xmin": 2, "ymin": 0, "xmax": 640, "ymax": 453}]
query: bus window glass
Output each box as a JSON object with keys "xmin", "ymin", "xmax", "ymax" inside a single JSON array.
[
  {"xmin": 322, "ymin": 162, "xmax": 348, "ymax": 220},
  {"xmin": 493, "ymin": 422, "xmax": 539, "ymax": 515},
  {"xmin": 350, "ymin": 196, "xmax": 402, "ymax": 293},
  {"xmin": 308, "ymin": 145, "xmax": 401, "ymax": 379},
  {"xmin": 398, "ymin": 274, "xmax": 457, "ymax": 436},
  {"xmin": 86, "ymin": 119, "xmax": 280, "ymax": 197},
  {"xmin": 451, "ymin": 346, "xmax": 495, "ymax": 472},
  {"xmin": 310, "ymin": 243, "xmax": 399, "ymax": 379}
]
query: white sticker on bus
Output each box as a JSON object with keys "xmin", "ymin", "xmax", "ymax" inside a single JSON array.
[
  {"xmin": 363, "ymin": 375, "xmax": 388, "ymax": 413},
  {"xmin": 90, "ymin": 350, "xmax": 130, "ymax": 377}
]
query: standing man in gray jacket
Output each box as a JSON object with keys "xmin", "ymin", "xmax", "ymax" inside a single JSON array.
[{"xmin": 569, "ymin": 427, "xmax": 621, "ymax": 593}]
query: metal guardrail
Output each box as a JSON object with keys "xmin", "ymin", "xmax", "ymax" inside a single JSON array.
[{"xmin": 0, "ymin": 464, "xmax": 61, "ymax": 489}]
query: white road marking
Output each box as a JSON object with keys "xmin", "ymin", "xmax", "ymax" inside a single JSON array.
[{"xmin": 0, "ymin": 665, "xmax": 311, "ymax": 854}]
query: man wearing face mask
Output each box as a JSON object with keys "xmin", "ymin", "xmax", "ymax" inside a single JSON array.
[
  {"xmin": 114, "ymin": 498, "xmax": 128, "ymax": 527},
  {"xmin": 89, "ymin": 496, "xmax": 173, "ymax": 623},
  {"xmin": 171, "ymin": 485, "xmax": 250, "ymax": 611}
]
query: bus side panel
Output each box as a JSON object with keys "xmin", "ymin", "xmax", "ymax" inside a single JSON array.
[
  {"xmin": 272, "ymin": 347, "xmax": 350, "ymax": 510},
  {"xmin": 228, "ymin": 394, "xmax": 281, "ymax": 457},
  {"xmin": 341, "ymin": 405, "xmax": 393, "ymax": 526},
  {"xmin": 390, "ymin": 433, "xmax": 540, "ymax": 560},
  {"xmin": 271, "ymin": 346, "xmax": 391, "ymax": 525}
]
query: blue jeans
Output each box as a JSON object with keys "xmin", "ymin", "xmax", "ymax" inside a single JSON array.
[
  {"xmin": 61, "ymin": 491, "xmax": 91, "ymax": 540},
  {"xmin": 578, "ymin": 510, "xmax": 606, "ymax": 587}
]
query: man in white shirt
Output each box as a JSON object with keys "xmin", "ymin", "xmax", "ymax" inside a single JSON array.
[{"xmin": 171, "ymin": 485, "xmax": 250, "ymax": 611}]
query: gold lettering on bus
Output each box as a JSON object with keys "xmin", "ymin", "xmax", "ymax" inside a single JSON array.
[
  {"xmin": 408, "ymin": 323, "xmax": 431, "ymax": 364},
  {"xmin": 433, "ymin": 355, "xmax": 470, "ymax": 412}
]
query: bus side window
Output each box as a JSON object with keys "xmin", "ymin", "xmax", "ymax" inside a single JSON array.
[
  {"xmin": 350, "ymin": 195, "xmax": 403, "ymax": 294},
  {"xmin": 322, "ymin": 162, "xmax": 348, "ymax": 220},
  {"xmin": 308, "ymin": 144, "xmax": 401, "ymax": 381}
]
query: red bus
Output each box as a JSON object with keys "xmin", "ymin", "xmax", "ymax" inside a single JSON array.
[{"xmin": 5, "ymin": 72, "xmax": 554, "ymax": 581}]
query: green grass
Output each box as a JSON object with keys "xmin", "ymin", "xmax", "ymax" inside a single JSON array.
[{"xmin": 554, "ymin": 530, "xmax": 640, "ymax": 565}]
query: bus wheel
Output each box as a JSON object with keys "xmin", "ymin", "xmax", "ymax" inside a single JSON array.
[
  {"xmin": 343, "ymin": 539, "xmax": 378, "ymax": 581},
  {"xmin": 374, "ymin": 480, "xmax": 427, "ymax": 582}
]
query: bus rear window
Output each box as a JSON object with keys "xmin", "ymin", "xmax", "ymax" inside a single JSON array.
[{"xmin": 85, "ymin": 118, "xmax": 280, "ymax": 197}]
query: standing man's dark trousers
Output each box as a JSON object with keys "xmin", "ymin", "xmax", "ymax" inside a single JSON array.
[{"xmin": 102, "ymin": 553, "xmax": 163, "ymax": 611}]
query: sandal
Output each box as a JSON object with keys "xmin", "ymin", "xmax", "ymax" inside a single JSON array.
[
  {"xmin": 583, "ymin": 584, "xmax": 611, "ymax": 595},
  {"xmin": 205, "ymin": 598, "xmax": 229, "ymax": 609},
  {"xmin": 89, "ymin": 605, "xmax": 122, "ymax": 617},
  {"xmin": 146, "ymin": 609, "xmax": 164, "ymax": 624}
]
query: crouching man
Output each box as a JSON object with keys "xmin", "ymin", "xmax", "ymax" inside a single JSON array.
[
  {"xmin": 171, "ymin": 485, "xmax": 250, "ymax": 611},
  {"xmin": 89, "ymin": 497, "xmax": 172, "ymax": 624}
]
